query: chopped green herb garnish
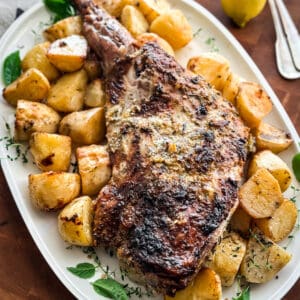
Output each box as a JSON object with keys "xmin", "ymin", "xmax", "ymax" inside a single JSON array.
[
  {"xmin": 0, "ymin": 121, "xmax": 29, "ymax": 163},
  {"xmin": 193, "ymin": 28, "xmax": 202, "ymax": 38},
  {"xmin": 205, "ymin": 37, "xmax": 219, "ymax": 52}
]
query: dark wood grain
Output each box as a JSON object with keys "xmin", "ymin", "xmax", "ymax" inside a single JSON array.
[{"xmin": 0, "ymin": 0, "xmax": 299, "ymax": 299}]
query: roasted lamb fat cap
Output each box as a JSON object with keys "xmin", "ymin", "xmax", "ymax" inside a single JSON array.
[{"xmin": 73, "ymin": 0, "xmax": 250, "ymax": 295}]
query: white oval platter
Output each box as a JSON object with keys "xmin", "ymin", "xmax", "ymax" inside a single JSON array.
[{"xmin": 0, "ymin": 1, "xmax": 299, "ymax": 299}]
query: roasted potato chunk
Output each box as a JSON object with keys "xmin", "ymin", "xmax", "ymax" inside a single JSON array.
[
  {"xmin": 58, "ymin": 196, "xmax": 93, "ymax": 246},
  {"xmin": 28, "ymin": 171, "xmax": 80, "ymax": 211},
  {"xmin": 240, "ymin": 227, "xmax": 291, "ymax": 283},
  {"xmin": 3, "ymin": 68, "xmax": 50, "ymax": 106},
  {"xmin": 239, "ymin": 168, "xmax": 283, "ymax": 219},
  {"xmin": 47, "ymin": 69, "xmax": 88, "ymax": 113},
  {"xmin": 47, "ymin": 35, "xmax": 88, "ymax": 72},
  {"xmin": 21, "ymin": 42, "xmax": 60, "ymax": 81},
  {"xmin": 121, "ymin": 5, "xmax": 149, "ymax": 38},
  {"xmin": 254, "ymin": 122, "xmax": 293, "ymax": 153},
  {"xmin": 236, "ymin": 81, "xmax": 272, "ymax": 128},
  {"xmin": 14, "ymin": 100, "xmax": 61, "ymax": 141},
  {"xmin": 229, "ymin": 205, "xmax": 251, "ymax": 237},
  {"xmin": 59, "ymin": 107, "xmax": 105, "ymax": 145},
  {"xmin": 248, "ymin": 150, "xmax": 292, "ymax": 192},
  {"xmin": 83, "ymin": 58, "xmax": 102, "ymax": 81},
  {"xmin": 187, "ymin": 53, "xmax": 231, "ymax": 91},
  {"xmin": 134, "ymin": 0, "xmax": 170, "ymax": 23},
  {"xmin": 93, "ymin": 0, "xmax": 133, "ymax": 17},
  {"xmin": 222, "ymin": 73, "xmax": 243, "ymax": 104},
  {"xmin": 29, "ymin": 132, "xmax": 72, "ymax": 172},
  {"xmin": 205, "ymin": 232, "xmax": 246, "ymax": 286},
  {"xmin": 165, "ymin": 268, "xmax": 222, "ymax": 300},
  {"xmin": 255, "ymin": 199, "xmax": 297, "ymax": 242},
  {"xmin": 150, "ymin": 9, "xmax": 192, "ymax": 49},
  {"xmin": 43, "ymin": 16, "xmax": 82, "ymax": 42},
  {"xmin": 77, "ymin": 145, "xmax": 111, "ymax": 195},
  {"xmin": 84, "ymin": 79, "xmax": 106, "ymax": 108},
  {"xmin": 136, "ymin": 32, "xmax": 174, "ymax": 56}
]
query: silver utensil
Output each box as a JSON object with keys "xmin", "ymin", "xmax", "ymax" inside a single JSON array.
[
  {"xmin": 275, "ymin": 0, "xmax": 300, "ymax": 71},
  {"xmin": 269, "ymin": 0, "xmax": 300, "ymax": 79}
]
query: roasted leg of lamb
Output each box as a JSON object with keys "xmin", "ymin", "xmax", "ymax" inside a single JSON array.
[{"xmin": 73, "ymin": 0, "xmax": 250, "ymax": 295}]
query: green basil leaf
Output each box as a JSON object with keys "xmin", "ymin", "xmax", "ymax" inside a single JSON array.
[
  {"xmin": 292, "ymin": 153, "xmax": 300, "ymax": 181},
  {"xmin": 43, "ymin": 0, "xmax": 75, "ymax": 22},
  {"xmin": 3, "ymin": 51, "xmax": 21, "ymax": 86},
  {"xmin": 92, "ymin": 278, "xmax": 128, "ymax": 300},
  {"xmin": 67, "ymin": 262, "xmax": 96, "ymax": 279},
  {"xmin": 232, "ymin": 286, "xmax": 250, "ymax": 300}
]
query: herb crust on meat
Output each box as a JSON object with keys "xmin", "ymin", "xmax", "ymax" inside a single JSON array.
[{"xmin": 73, "ymin": 0, "xmax": 250, "ymax": 295}]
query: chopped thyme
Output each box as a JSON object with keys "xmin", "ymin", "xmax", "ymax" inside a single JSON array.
[
  {"xmin": 0, "ymin": 121, "xmax": 29, "ymax": 163},
  {"xmin": 193, "ymin": 27, "xmax": 202, "ymax": 38},
  {"xmin": 205, "ymin": 37, "xmax": 219, "ymax": 52}
]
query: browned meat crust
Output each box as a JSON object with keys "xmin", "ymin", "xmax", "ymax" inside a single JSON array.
[{"xmin": 73, "ymin": 0, "xmax": 250, "ymax": 295}]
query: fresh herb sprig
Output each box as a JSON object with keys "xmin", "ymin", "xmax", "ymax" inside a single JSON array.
[
  {"xmin": 67, "ymin": 247, "xmax": 152, "ymax": 299},
  {"xmin": 43, "ymin": 0, "xmax": 76, "ymax": 23},
  {"xmin": 2, "ymin": 51, "xmax": 21, "ymax": 86}
]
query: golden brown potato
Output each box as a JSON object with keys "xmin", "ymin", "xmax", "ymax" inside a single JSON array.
[
  {"xmin": 248, "ymin": 150, "xmax": 292, "ymax": 192},
  {"xmin": 84, "ymin": 79, "xmax": 106, "ymax": 108},
  {"xmin": 255, "ymin": 199, "xmax": 297, "ymax": 242},
  {"xmin": 93, "ymin": 0, "xmax": 133, "ymax": 17},
  {"xmin": 229, "ymin": 205, "xmax": 251, "ymax": 237},
  {"xmin": 47, "ymin": 35, "xmax": 88, "ymax": 72},
  {"xmin": 254, "ymin": 122, "xmax": 293, "ymax": 153},
  {"xmin": 150, "ymin": 9, "xmax": 192, "ymax": 49},
  {"xmin": 239, "ymin": 168, "xmax": 283, "ymax": 219},
  {"xmin": 77, "ymin": 145, "xmax": 111, "ymax": 195},
  {"xmin": 43, "ymin": 16, "xmax": 82, "ymax": 42},
  {"xmin": 29, "ymin": 132, "xmax": 72, "ymax": 172},
  {"xmin": 134, "ymin": 0, "xmax": 170, "ymax": 23},
  {"xmin": 59, "ymin": 107, "xmax": 105, "ymax": 145},
  {"xmin": 121, "ymin": 5, "xmax": 149, "ymax": 38},
  {"xmin": 205, "ymin": 232, "xmax": 246, "ymax": 287},
  {"xmin": 3, "ymin": 68, "xmax": 50, "ymax": 106},
  {"xmin": 165, "ymin": 268, "xmax": 222, "ymax": 300},
  {"xmin": 14, "ymin": 100, "xmax": 61, "ymax": 141},
  {"xmin": 222, "ymin": 73, "xmax": 243, "ymax": 104},
  {"xmin": 21, "ymin": 42, "xmax": 60, "ymax": 81},
  {"xmin": 136, "ymin": 32, "xmax": 174, "ymax": 56},
  {"xmin": 240, "ymin": 227, "xmax": 291, "ymax": 283},
  {"xmin": 28, "ymin": 171, "xmax": 81, "ymax": 211},
  {"xmin": 83, "ymin": 59, "xmax": 102, "ymax": 81},
  {"xmin": 47, "ymin": 69, "xmax": 88, "ymax": 113},
  {"xmin": 236, "ymin": 81, "xmax": 272, "ymax": 128},
  {"xmin": 187, "ymin": 53, "xmax": 231, "ymax": 91},
  {"xmin": 58, "ymin": 196, "xmax": 93, "ymax": 246}
]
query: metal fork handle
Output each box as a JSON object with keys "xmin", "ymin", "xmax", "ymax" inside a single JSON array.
[
  {"xmin": 269, "ymin": 0, "xmax": 300, "ymax": 79},
  {"xmin": 275, "ymin": 0, "xmax": 300, "ymax": 71}
]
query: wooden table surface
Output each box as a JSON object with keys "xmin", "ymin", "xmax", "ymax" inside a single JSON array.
[{"xmin": 0, "ymin": 0, "xmax": 300, "ymax": 299}]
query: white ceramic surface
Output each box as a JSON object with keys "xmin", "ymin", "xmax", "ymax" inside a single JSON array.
[{"xmin": 0, "ymin": 1, "xmax": 299, "ymax": 299}]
